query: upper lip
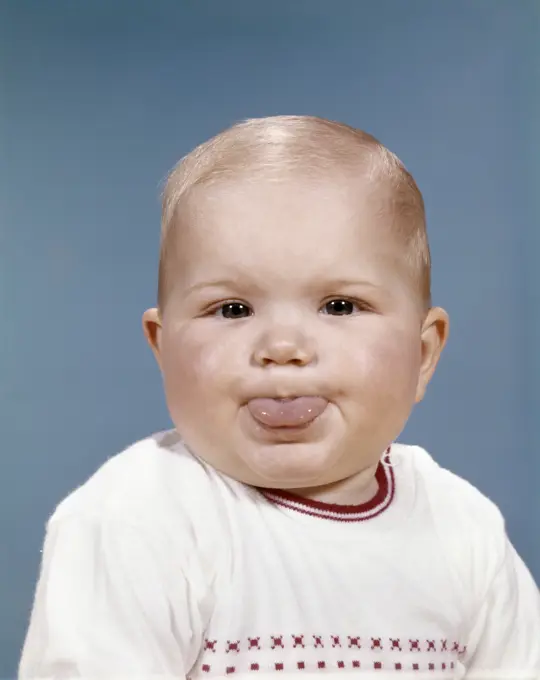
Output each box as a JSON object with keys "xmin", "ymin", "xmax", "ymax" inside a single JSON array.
[{"xmin": 241, "ymin": 390, "xmax": 325, "ymax": 403}]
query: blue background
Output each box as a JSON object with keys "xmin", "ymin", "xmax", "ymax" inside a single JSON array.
[{"xmin": 1, "ymin": 1, "xmax": 539, "ymax": 675}]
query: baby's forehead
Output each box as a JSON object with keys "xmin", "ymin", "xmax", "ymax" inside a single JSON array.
[
  {"xmin": 183, "ymin": 176, "xmax": 402, "ymax": 264},
  {"xmin": 186, "ymin": 166, "xmax": 396, "ymax": 219},
  {"xmin": 174, "ymin": 177, "xmax": 405, "ymax": 281}
]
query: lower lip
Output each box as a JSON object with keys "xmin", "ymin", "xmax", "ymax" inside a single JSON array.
[{"xmin": 256, "ymin": 420, "xmax": 314, "ymax": 432}]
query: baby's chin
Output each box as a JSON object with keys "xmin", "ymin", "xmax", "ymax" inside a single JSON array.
[{"xmin": 233, "ymin": 440, "xmax": 345, "ymax": 490}]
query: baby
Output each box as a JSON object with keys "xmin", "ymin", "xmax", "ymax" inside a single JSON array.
[{"xmin": 20, "ymin": 116, "xmax": 540, "ymax": 679}]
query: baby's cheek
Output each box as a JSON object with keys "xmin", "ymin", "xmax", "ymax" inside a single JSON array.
[
  {"xmin": 161, "ymin": 327, "xmax": 236, "ymax": 401},
  {"xmin": 343, "ymin": 331, "xmax": 420, "ymax": 397},
  {"xmin": 375, "ymin": 338, "xmax": 421, "ymax": 404}
]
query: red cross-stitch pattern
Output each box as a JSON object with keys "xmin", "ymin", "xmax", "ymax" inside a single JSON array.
[
  {"xmin": 196, "ymin": 634, "xmax": 463, "ymax": 675},
  {"xmin": 271, "ymin": 636, "xmax": 284, "ymax": 649},
  {"xmin": 204, "ymin": 639, "xmax": 217, "ymax": 653},
  {"xmin": 371, "ymin": 637, "xmax": 383, "ymax": 651},
  {"xmin": 248, "ymin": 637, "xmax": 261, "ymax": 650}
]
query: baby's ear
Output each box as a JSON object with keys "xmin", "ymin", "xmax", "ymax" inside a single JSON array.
[
  {"xmin": 142, "ymin": 308, "xmax": 163, "ymax": 370},
  {"xmin": 415, "ymin": 306, "xmax": 449, "ymax": 403}
]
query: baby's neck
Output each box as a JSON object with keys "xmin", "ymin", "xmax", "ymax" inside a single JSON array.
[{"xmin": 287, "ymin": 462, "xmax": 380, "ymax": 506}]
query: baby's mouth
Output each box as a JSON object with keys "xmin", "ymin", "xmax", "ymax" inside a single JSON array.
[{"xmin": 246, "ymin": 396, "xmax": 328, "ymax": 428}]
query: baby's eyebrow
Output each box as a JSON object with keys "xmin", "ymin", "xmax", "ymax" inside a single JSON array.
[
  {"xmin": 184, "ymin": 278, "xmax": 259, "ymax": 296},
  {"xmin": 186, "ymin": 279, "xmax": 236, "ymax": 293},
  {"xmin": 319, "ymin": 277, "xmax": 381, "ymax": 290},
  {"xmin": 183, "ymin": 277, "xmax": 383, "ymax": 299}
]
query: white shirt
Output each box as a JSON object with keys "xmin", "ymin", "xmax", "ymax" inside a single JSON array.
[{"xmin": 19, "ymin": 431, "xmax": 540, "ymax": 679}]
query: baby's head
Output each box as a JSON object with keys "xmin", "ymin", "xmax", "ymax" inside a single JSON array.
[{"xmin": 143, "ymin": 116, "xmax": 448, "ymax": 489}]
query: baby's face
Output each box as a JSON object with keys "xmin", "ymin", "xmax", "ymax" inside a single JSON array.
[{"xmin": 145, "ymin": 177, "xmax": 446, "ymax": 488}]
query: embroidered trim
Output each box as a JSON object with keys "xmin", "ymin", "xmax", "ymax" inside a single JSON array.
[
  {"xmin": 197, "ymin": 635, "xmax": 464, "ymax": 674},
  {"xmin": 203, "ymin": 635, "xmax": 466, "ymax": 656},
  {"xmin": 259, "ymin": 448, "xmax": 395, "ymax": 522},
  {"xmin": 198, "ymin": 659, "xmax": 457, "ymax": 674}
]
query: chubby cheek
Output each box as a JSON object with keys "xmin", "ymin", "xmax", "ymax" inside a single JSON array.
[
  {"xmin": 159, "ymin": 324, "xmax": 239, "ymax": 422},
  {"xmin": 339, "ymin": 325, "xmax": 421, "ymax": 413}
]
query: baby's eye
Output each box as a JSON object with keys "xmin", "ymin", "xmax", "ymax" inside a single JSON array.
[
  {"xmin": 216, "ymin": 302, "xmax": 253, "ymax": 319},
  {"xmin": 321, "ymin": 299, "xmax": 358, "ymax": 316}
]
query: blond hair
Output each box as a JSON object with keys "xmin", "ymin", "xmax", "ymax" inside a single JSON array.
[{"xmin": 158, "ymin": 115, "xmax": 431, "ymax": 310}]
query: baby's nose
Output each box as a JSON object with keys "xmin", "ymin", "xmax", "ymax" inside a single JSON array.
[{"xmin": 251, "ymin": 326, "xmax": 317, "ymax": 367}]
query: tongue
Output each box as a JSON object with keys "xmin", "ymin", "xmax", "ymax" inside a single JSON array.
[{"xmin": 247, "ymin": 397, "xmax": 328, "ymax": 428}]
